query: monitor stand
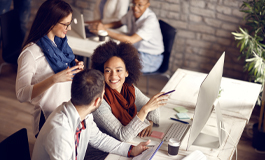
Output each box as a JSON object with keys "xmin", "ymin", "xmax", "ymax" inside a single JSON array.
[{"xmin": 192, "ymin": 99, "xmax": 226, "ymax": 149}]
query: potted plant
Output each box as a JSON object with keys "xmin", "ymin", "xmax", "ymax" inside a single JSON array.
[{"xmin": 232, "ymin": 0, "xmax": 265, "ymax": 151}]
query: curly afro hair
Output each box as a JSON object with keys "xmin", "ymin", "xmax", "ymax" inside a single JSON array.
[{"xmin": 91, "ymin": 40, "xmax": 142, "ymax": 85}]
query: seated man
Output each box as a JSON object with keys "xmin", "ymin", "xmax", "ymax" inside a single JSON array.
[
  {"xmin": 89, "ymin": 0, "xmax": 164, "ymax": 73},
  {"xmin": 31, "ymin": 69, "xmax": 151, "ymax": 160}
]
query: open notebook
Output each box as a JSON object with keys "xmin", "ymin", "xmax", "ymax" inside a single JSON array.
[{"xmin": 132, "ymin": 141, "xmax": 163, "ymax": 160}]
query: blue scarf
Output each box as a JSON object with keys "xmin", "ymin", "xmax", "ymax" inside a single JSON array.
[{"xmin": 36, "ymin": 35, "xmax": 76, "ymax": 73}]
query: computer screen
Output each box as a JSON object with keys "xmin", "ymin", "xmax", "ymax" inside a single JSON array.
[{"xmin": 187, "ymin": 52, "xmax": 226, "ymax": 149}]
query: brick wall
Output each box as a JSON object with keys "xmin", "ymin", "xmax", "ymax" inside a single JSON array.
[
  {"xmin": 149, "ymin": 0, "xmax": 246, "ymax": 80},
  {"xmin": 29, "ymin": 0, "xmax": 247, "ymax": 80}
]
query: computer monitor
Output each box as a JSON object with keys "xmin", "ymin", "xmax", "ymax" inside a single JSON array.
[{"xmin": 187, "ymin": 52, "xmax": 226, "ymax": 149}]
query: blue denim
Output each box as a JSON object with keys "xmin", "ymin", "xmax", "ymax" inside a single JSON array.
[
  {"xmin": 0, "ymin": 0, "xmax": 31, "ymax": 40},
  {"xmin": 139, "ymin": 51, "xmax": 163, "ymax": 73}
]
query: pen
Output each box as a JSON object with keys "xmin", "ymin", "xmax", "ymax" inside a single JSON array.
[{"xmin": 170, "ymin": 117, "xmax": 189, "ymax": 124}]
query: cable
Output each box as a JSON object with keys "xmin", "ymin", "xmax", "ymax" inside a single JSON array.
[{"xmin": 221, "ymin": 127, "xmax": 237, "ymax": 160}]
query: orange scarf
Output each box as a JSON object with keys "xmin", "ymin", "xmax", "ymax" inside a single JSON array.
[{"xmin": 104, "ymin": 83, "xmax": 137, "ymax": 126}]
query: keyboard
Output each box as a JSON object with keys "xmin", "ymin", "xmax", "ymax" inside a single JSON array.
[{"xmin": 162, "ymin": 122, "xmax": 190, "ymax": 142}]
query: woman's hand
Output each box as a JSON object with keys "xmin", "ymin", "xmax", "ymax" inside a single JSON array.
[
  {"xmin": 138, "ymin": 121, "xmax": 153, "ymax": 138},
  {"xmin": 137, "ymin": 92, "xmax": 169, "ymax": 122},
  {"xmin": 75, "ymin": 59, "xmax": 84, "ymax": 70},
  {"xmin": 143, "ymin": 92, "xmax": 169, "ymax": 113},
  {"xmin": 31, "ymin": 65, "xmax": 82, "ymax": 100},
  {"xmin": 130, "ymin": 140, "xmax": 151, "ymax": 157},
  {"xmin": 52, "ymin": 65, "xmax": 81, "ymax": 83}
]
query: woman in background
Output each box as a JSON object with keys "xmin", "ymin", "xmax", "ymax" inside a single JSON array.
[
  {"xmin": 16, "ymin": 0, "xmax": 83, "ymax": 137},
  {"xmin": 92, "ymin": 0, "xmax": 129, "ymax": 23}
]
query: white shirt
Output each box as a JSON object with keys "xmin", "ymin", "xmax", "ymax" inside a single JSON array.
[
  {"xmin": 32, "ymin": 101, "xmax": 131, "ymax": 160},
  {"xmin": 94, "ymin": 0, "xmax": 129, "ymax": 24},
  {"xmin": 15, "ymin": 43, "xmax": 72, "ymax": 135},
  {"xmin": 121, "ymin": 8, "xmax": 164, "ymax": 55}
]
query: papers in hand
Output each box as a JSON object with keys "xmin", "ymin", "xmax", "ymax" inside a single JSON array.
[{"xmin": 132, "ymin": 141, "xmax": 163, "ymax": 160}]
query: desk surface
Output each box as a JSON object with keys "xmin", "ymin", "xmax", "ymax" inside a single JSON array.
[
  {"xmin": 105, "ymin": 68, "xmax": 261, "ymax": 160},
  {"xmin": 67, "ymin": 28, "xmax": 123, "ymax": 57},
  {"xmin": 162, "ymin": 69, "xmax": 262, "ymax": 122},
  {"xmin": 67, "ymin": 30, "xmax": 104, "ymax": 57}
]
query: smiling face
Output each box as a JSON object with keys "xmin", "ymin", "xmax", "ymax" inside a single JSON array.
[
  {"xmin": 132, "ymin": 0, "xmax": 150, "ymax": 20},
  {"xmin": 48, "ymin": 13, "xmax": 72, "ymax": 40},
  {"xmin": 104, "ymin": 56, "xmax": 129, "ymax": 93}
]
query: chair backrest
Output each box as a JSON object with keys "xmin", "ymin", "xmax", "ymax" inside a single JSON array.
[
  {"xmin": 0, "ymin": 128, "xmax": 31, "ymax": 160},
  {"xmin": 157, "ymin": 20, "xmax": 177, "ymax": 73},
  {"xmin": 0, "ymin": 9, "xmax": 24, "ymax": 64}
]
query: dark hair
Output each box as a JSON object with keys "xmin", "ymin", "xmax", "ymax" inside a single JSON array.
[
  {"xmin": 71, "ymin": 69, "xmax": 105, "ymax": 106},
  {"xmin": 91, "ymin": 40, "xmax": 142, "ymax": 85},
  {"xmin": 23, "ymin": 0, "xmax": 72, "ymax": 48}
]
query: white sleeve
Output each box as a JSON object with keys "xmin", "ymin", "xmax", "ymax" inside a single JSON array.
[
  {"xmin": 113, "ymin": 0, "xmax": 129, "ymax": 20},
  {"xmin": 45, "ymin": 128, "xmax": 73, "ymax": 160},
  {"xmin": 89, "ymin": 118, "xmax": 131, "ymax": 157},
  {"xmin": 15, "ymin": 50, "xmax": 36, "ymax": 103},
  {"xmin": 136, "ymin": 15, "xmax": 158, "ymax": 41}
]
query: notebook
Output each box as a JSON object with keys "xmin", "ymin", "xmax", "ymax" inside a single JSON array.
[
  {"xmin": 175, "ymin": 113, "xmax": 190, "ymax": 119},
  {"xmin": 132, "ymin": 141, "xmax": 163, "ymax": 160},
  {"xmin": 174, "ymin": 106, "xmax": 188, "ymax": 113},
  {"xmin": 150, "ymin": 131, "xmax": 164, "ymax": 139}
]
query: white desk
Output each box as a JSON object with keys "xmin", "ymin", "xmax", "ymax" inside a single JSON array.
[
  {"xmin": 67, "ymin": 30, "xmax": 104, "ymax": 57},
  {"xmin": 105, "ymin": 68, "xmax": 261, "ymax": 160},
  {"xmin": 162, "ymin": 69, "xmax": 262, "ymax": 122},
  {"xmin": 67, "ymin": 28, "xmax": 123, "ymax": 57}
]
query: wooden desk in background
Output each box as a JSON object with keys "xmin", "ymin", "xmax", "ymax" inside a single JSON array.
[{"xmin": 105, "ymin": 68, "xmax": 261, "ymax": 160}]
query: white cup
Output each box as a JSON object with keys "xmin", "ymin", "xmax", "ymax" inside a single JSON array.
[
  {"xmin": 168, "ymin": 138, "xmax": 180, "ymax": 156},
  {"xmin": 98, "ymin": 30, "xmax": 108, "ymax": 41}
]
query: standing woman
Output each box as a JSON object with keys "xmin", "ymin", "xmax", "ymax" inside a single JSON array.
[{"xmin": 16, "ymin": 0, "xmax": 84, "ymax": 137}]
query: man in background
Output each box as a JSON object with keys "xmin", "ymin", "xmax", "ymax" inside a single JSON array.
[{"xmin": 89, "ymin": 0, "xmax": 164, "ymax": 73}]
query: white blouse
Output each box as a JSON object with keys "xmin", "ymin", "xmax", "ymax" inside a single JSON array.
[
  {"xmin": 16, "ymin": 43, "xmax": 72, "ymax": 135},
  {"xmin": 93, "ymin": 0, "xmax": 129, "ymax": 23}
]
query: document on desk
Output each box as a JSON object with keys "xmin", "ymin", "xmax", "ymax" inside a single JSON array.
[{"xmin": 132, "ymin": 141, "xmax": 163, "ymax": 160}]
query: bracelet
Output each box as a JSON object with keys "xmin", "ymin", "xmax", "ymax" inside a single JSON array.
[{"xmin": 127, "ymin": 145, "xmax": 135, "ymax": 157}]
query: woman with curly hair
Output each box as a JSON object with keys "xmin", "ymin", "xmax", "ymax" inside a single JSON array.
[{"xmin": 91, "ymin": 40, "xmax": 168, "ymax": 142}]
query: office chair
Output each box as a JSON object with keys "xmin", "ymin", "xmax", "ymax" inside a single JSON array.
[
  {"xmin": 143, "ymin": 20, "xmax": 177, "ymax": 94},
  {"xmin": 0, "ymin": 128, "xmax": 31, "ymax": 160},
  {"xmin": 0, "ymin": 9, "xmax": 24, "ymax": 73}
]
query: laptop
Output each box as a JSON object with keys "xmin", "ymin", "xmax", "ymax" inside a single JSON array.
[
  {"xmin": 132, "ymin": 141, "xmax": 163, "ymax": 160},
  {"xmin": 71, "ymin": 6, "xmax": 96, "ymax": 39}
]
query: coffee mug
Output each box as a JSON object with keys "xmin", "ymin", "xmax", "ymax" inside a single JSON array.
[
  {"xmin": 98, "ymin": 30, "xmax": 108, "ymax": 41},
  {"xmin": 168, "ymin": 138, "xmax": 180, "ymax": 156}
]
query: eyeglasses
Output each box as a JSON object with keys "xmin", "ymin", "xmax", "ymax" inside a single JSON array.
[
  {"xmin": 130, "ymin": 2, "xmax": 148, "ymax": 9},
  {"xmin": 58, "ymin": 21, "xmax": 72, "ymax": 29}
]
